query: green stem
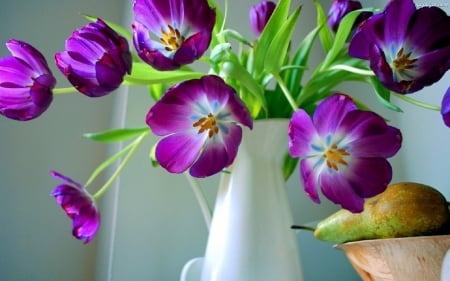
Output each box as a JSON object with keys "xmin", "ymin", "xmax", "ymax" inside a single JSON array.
[
  {"xmin": 392, "ymin": 92, "xmax": 441, "ymax": 111},
  {"xmin": 272, "ymin": 72, "xmax": 298, "ymax": 112},
  {"xmin": 185, "ymin": 173, "xmax": 212, "ymax": 230},
  {"xmin": 53, "ymin": 87, "xmax": 77, "ymax": 94},
  {"xmin": 93, "ymin": 131, "xmax": 149, "ymax": 199}
]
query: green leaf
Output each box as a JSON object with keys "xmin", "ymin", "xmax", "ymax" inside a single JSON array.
[
  {"xmin": 209, "ymin": 42, "xmax": 232, "ymax": 64},
  {"xmin": 263, "ymin": 88, "xmax": 294, "ymax": 119},
  {"xmin": 207, "ymin": 0, "xmax": 225, "ymax": 48},
  {"xmin": 239, "ymin": 87, "xmax": 263, "ymax": 118},
  {"xmin": 286, "ymin": 25, "xmax": 321, "ymax": 96},
  {"xmin": 252, "ymin": 0, "xmax": 291, "ymax": 75},
  {"xmin": 328, "ymin": 64, "xmax": 374, "ymax": 76},
  {"xmin": 319, "ymin": 8, "xmax": 374, "ymax": 71},
  {"xmin": 221, "ymin": 61, "xmax": 266, "ymax": 112},
  {"xmin": 149, "ymin": 142, "xmax": 159, "ymax": 167},
  {"xmin": 264, "ymin": 6, "xmax": 301, "ymax": 73},
  {"xmin": 217, "ymin": 29, "xmax": 251, "ymax": 46},
  {"xmin": 149, "ymin": 83, "xmax": 166, "ymax": 101},
  {"xmin": 368, "ymin": 76, "xmax": 403, "ymax": 112},
  {"xmin": 283, "ymin": 153, "xmax": 299, "ymax": 181},
  {"xmin": 314, "ymin": 1, "xmax": 333, "ymax": 52},
  {"xmin": 125, "ymin": 62, "xmax": 203, "ymax": 85},
  {"xmin": 84, "ymin": 127, "xmax": 150, "ymax": 142}
]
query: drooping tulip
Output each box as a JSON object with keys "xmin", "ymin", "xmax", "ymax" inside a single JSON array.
[{"xmin": 50, "ymin": 171, "xmax": 100, "ymax": 244}]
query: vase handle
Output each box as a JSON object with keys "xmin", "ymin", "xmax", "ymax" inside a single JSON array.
[{"xmin": 180, "ymin": 257, "xmax": 204, "ymax": 281}]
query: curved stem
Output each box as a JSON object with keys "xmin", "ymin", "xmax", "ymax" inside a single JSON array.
[
  {"xmin": 93, "ymin": 131, "xmax": 149, "ymax": 199},
  {"xmin": 185, "ymin": 173, "xmax": 212, "ymax": 230},
  {"xmin": 272, "ymin": 72, "xmax": 298, "ymax": 112},
  {"xmin": 392, "ymin": 92, "xmax": 441, "ymax": 111}
]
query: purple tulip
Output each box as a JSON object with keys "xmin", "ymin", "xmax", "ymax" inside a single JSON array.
[
  {"xmin": 441, "ymin": 87, "xmax": 450, "ymax": 128},
  {"xmin": 0, "ymin": 39, "xmax": 55, "ymax": 121},
  {"xmin": 50, "ymin": 171, "xmax": 100, "ymax": 244},
  {"xmin": 132, "ymin": 0, "xmax": 216, "ymax": 71},
  {"xmin": 146, "ymin": 75, "xmax": 253, "ymax": 178},
  {"xmin": 349, "ymin": 0, "xmax": 450, "ymax": 94},
  {"xmin": 288, "ymin": 93, "xmax": 402, "ymax": 212},
  {"xmin": 327, "ymin": 0, "xmax": 372, "ymax": 32},
  {"xmin": 249, "ymin": 1, "xmax": 276, "ymax": 36},
  {"xmin": 55, "ymin": 19, "xmax": 132, "ymax": 97}
]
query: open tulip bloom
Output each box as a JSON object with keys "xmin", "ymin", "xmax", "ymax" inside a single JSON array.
[
  {"xmin": 1, "ymin": 0, "xmax": 449, "ymax": 242},
  {"xmin": 146, "ymin": 75, "xmax": 253, "ymax": 178},
  {"xmin": 288, "ymin": 94, "xmax": 402, "ymax": 212},
  {"xmin": 132, "ymin": 0, "xmax": 216, "ymax": 71},
  {"xmin": 348, "ymin": 0, "xmax": 450, "ymax": 94}
]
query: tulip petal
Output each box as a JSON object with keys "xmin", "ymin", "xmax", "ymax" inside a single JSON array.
[
  {"xmin": 288, "ymin": 109, "xmax": 320, "ymax": 157},
  {"xmin": 156, "ymin": 131, "xmax": 206, "ymax": 174},
  {"xmin": 190, "ymin": 124, "xmax": 243, "ymax": 177}
]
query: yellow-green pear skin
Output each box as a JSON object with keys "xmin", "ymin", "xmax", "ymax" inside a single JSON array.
[{"xmin": 314, "ymin": 182, "xmax": 450, "ymax": 244}]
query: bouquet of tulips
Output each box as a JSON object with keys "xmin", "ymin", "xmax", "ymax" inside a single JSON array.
[{"xmin": 0, "ymin": 0, "xmax": 449, "ymax": 245}]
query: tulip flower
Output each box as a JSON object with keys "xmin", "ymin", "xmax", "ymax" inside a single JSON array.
[
  {"xmin": 132, "ymin": 0, "xmax": 216, "ymax": 71},
  {"xmin": 146, "ymin": 75, "xmax": 253, "ymax": 178},
  {"xmin": 327, "ymin": 0, "xmax": 372, "ymax": 32},
  {"xmin": 50, "ymin": 171, "xmax": 100, "ymax": 244},
  {"xmin": 349, "ymin": 0, "xmax": 450, "ymax": 94},
  {"xmin": 441, "ymin": 87, "xmax": 450, "ymax": 128},
  {"xmin": 55, "ymin": 19, "xmax": 132, "ymax": 97},
  {"xmin": 288, "ymin": 93, "xmax": 402, "ymax": 212},
  {"xmin": 0, "ymin": 39, "xmax": 55, "ymax": 121},
  {"xmin": 249, "ymin": 1, "xmax": 276, "ymax": 36}
]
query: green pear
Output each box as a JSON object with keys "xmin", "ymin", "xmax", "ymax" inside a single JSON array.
[{"xmin": 314, "ymin": 182, "xmax": 450, "ymax": 244}]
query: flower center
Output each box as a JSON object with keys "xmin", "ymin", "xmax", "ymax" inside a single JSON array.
[
  {"xmin": 160, "ymin": 25, "xmax": 185, "ymax": 52},
  {"xmin": 322, "ymin": 144, "xmax": 349, "ymax": 171},
  {"xmin": 193, "ymin": 113, "xmax": 219, "ymax": 138},
  {"xmin": 392, "ymin": 47, "xmax": 417, "ymax": 73}
]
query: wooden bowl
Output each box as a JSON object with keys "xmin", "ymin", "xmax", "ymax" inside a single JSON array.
[{"xmin": 335, "ymin": 235, "xmax": 450, "ymax": 281}]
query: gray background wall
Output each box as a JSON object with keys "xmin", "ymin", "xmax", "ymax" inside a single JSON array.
[{"xmin": 0, "ymin": 0, "xmax": 448, "ymax": 281}]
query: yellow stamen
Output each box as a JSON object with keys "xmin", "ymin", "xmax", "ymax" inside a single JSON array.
[
  {"xmin": 393, "ymin": 47, "xmax": 418, "ymax": 73},
  {"xmin": 160, "ymin": 25, "xmax": 186, "ymax": 52},
  {"xmin": 193, "ymin": 113, "xmax": 219, "ymax": 138},
  {"xmin": 322, "ymin": 144, "xmax": 350, "ymax": 171}
]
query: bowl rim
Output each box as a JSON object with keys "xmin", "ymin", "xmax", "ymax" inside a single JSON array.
[{"xmin": 334, "ymin": 234, "xmax": 450, "ymax": 248}]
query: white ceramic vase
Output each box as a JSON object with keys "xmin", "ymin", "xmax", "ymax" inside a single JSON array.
[{"xmin": 195, "ymin": 119, "xmax": 304, "ymax": 281}]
